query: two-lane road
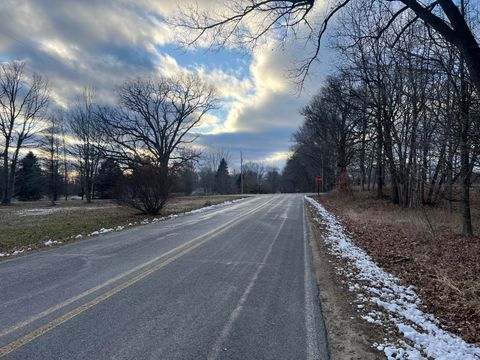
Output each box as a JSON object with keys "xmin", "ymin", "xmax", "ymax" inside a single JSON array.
[{"xmin": 0, "ymin": 194, "xmax": 329, "ymax": 359}]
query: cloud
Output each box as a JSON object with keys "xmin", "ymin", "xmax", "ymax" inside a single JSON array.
[
  {"xmin": 0, "ymin": 0, "xmax": 171, "ymax": 104},
  {"xmin": 0, "ymin": 0, "xmax": 335, "ymax": 168}
]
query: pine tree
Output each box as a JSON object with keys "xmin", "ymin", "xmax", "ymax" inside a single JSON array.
[
  {"xmin": 96, "ymin": 159, "xmax": 123, "ymax": 199},
  {"xmin": 15, "ymin": 152, "xmax": 44, "ymax": 201},
  {"xmin": 214, "ymin": 158, "xmax": 230, "ymax": 194}
]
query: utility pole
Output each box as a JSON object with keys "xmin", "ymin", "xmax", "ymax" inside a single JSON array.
[{"xmin": 240, "ymin": 151, "xmax": 244, "ymax": 195}]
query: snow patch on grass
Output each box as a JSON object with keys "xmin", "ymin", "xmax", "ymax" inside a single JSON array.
[
  {"xmin": 305, "ymin": 195, "xmax": 480, "ymax": 360},
  {"xmin": 44, "ymin": 239, "xmax": 62, "ymax": 246},
  {"xmin": 149, "ymin": 198, "xmax": 245, "ymax": 223},
  {"xmin": 89, "ymin": 228, "xmax": 114, "ymax": 236},
  {"xmin": 16, "ymin": 208, "xmax": 67, "ymax": 216},
  {"xmin": 81, "ymin": 199, "xmax": 245, "ymax": 238},
  {"xmin": 182, "ymin": 200, "xmax": 239, "ymax": 214},
  {"xmin": 1, "ymin": 198, "xmax": 246, "ymax": 259},
  {"xmin": 15, "ymin": 206, "xmax": 111, "ymax": 216}
]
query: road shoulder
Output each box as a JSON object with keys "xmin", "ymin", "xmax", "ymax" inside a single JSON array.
[{"xmin": 306, "ymin": 203, "xmax": 384, "ymax": 360}]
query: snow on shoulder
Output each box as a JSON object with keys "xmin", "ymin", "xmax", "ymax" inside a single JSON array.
[{"xmin": 305, "ymin": 195, "xmax": 480, "ymax": 360}]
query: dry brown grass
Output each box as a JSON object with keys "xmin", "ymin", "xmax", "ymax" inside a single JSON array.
[{"xmin": 316, "ymin": 189, "xmax": 480, "ymax": 345}]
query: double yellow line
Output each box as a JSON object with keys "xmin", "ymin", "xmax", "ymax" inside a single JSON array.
[{"xmin": 0, "ymin": 196, "xmax": 276, "ymax": 358}]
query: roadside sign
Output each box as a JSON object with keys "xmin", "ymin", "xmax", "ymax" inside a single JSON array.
[{"xmin": 315, "ymin": 176, "xmax": 322, "ymax": 183}]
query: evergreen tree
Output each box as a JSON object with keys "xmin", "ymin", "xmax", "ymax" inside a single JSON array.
[
  {"xmin": 214, "ymin": 158, "xmax": 230, "ymax": 194},
  {"xmin": 181, "ymin": 164, "xmax": 197, "ymax": 195},
  {"xmin": 96, "ymin": 159, "xmax": 123, "ymax": 199},
  {"xmin": 15, "ymin": 152, "xmax": 44, "ymax": 201}
]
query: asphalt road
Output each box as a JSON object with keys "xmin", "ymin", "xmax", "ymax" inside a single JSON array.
[{"xmin": 0, "ymin": 194, "xmax": 329, "ymax": 359}]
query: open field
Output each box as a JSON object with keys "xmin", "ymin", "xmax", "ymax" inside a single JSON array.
[
  {"xmin": 0, "ymin": 195, "xmax": 245, "ymax": 252},
  {"xmin": 315, "ymin": 189, "xmax": 480, "ymax": 345}
]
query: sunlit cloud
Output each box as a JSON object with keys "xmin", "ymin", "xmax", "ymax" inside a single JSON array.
[
  {"xmin": 0, "ymin": 0, "xmax": 335, "ymax": 168},
  {"xmin": 263, "ymin": 151, "xmax": 293, "ymax": 166}
]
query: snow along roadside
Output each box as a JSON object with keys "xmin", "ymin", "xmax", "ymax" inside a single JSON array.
[
  {"xmin": 0, "ymin": 198, "xmax": 247, "ymax": 258},
  {"xmin": 305, "ymin": 195, "xmax": 480, "ymax": 360}
]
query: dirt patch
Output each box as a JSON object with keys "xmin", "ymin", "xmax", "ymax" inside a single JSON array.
[
  {"xmin": 315, "ymin": 190, "xmax": 480, "ymax": 345},
  {"xmin": 306, "ymin": 204, "xmax": 384, "ymax": 359}
]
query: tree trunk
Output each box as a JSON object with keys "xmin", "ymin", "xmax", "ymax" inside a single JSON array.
[
  {"xmin": 2, "ymin": 151, "xmax": 10, "ymax": 205},
  {"xmin": 383, "ymin": 118, "xmax": 399, "ymax": 204},
  {"xmin": 459, "ymin": 53, "xmax": 473, "ymax": 236},
  {"xmin": 7, "ymin": 160, "xmax": 17, "ymax": 204},
  {"xmin": 375, "ymin": 117, "xmax": 384, "ymax": 199},
  {"xmin": 401, "ymin": 0, "xmax": 480, "ymax": 93},
  {"xmin": 461, "ymin": 165, "xmax": 473, "ymax": 235},
  {"xmin": 461, "ymin": 34, "xmax": 480, "ymax": 94},
  {"xmin": 360, "ymin": 115, "xmax": 367, "ymax": 191},
  {"xmin": 446, "ymin": 140, "xmax": 454, "ymax": 214},
  {"xmin": 85, "ymin": 176, "xmax": 92, "ymax": 203},
  {"xmin": 459, "ymin": 109, "xmax": 473, "ymax": 235}
]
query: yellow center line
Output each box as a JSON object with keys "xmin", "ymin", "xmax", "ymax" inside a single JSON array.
[
  {"xmin": 0, "ymin": 196, "xmax": 276, "ymax": 358},
  {"xmin": 0, "ymin": 197, "xmax": 265, "ymax": 340}
]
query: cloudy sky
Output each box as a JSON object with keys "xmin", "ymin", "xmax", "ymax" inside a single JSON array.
[{"xmin": 0, "ymin": 0, "xmax": 335, "ymax": 170}]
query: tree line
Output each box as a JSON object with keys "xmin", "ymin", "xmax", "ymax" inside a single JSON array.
[
  {"xmin": 4, "ymin": 146, "xmax": 287, "ymax": 204},
  {"xmin": 0, "ymin": 64, "xmax": 288, "ymax": 215},
  {"xmin": 175, "ymin": 0, "xmax": 480, "ymax": 236},
  {"xmin": 0, "ymin": 64, "xmax": 221, "ymax": 214},
  {"xmin": 287, "ymin": 1, "xmax": 479, "ymax": 235}
]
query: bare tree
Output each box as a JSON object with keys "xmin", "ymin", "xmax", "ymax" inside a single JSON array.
[
  {"xmin": 60, "ymin": 115, "xmax": 70, "ymax": 201},
  {"xmin": 301, "ymin": 74, "xmax": 362, "ymax": 185},
  {"xmin": 281, "ymin": 153, "xmax": 315, "ymax": 192},
  {"xmin": 242, "ymin": 161, "xmax": 266, "ymax": 193},
  {"xmin": 203, "ymin": 146, "xmax": 232, "ymax": 172},
  {"xmin": 0, "ymin": 61, "xmax": 49, "ymax": 205},
  {"xmin": 263, "ymin": 167, "xmax": 281, "ymax": 193},
  {"xmin": 177, "ymin": 0, "xmax": 480, "ymax": 92},
  {"xmin": 200, "ymin": 146, "xmax": 232, "ymax": 193},
  {"xmin": 41, "ymin": 110, "xmax": 63, "ymax": 205},
  {"xmin": 98, "ymin": 74, "xmax": 219, "ymax": 214},
  {"xmin": 288, "ymin": 0, "xmax": 480, "ymax": 235},
  {"xmin": 69, "ymin": 87, "xmax": 104, "ymax": 203}
]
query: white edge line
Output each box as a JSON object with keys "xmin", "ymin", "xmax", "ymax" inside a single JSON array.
[{"xmin": 303, "ymin": 197, "xmax": 327, "ymax": 360}]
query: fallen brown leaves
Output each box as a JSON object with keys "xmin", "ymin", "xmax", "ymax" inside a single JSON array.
[{"xmin": 315, "ymin": 190, "xmax": 480, "ymax": 345}]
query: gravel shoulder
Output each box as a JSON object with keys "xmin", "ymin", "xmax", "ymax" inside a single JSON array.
[{"xmin": 306, "ymin": 203, "xmax": 384, "ymax": 359}]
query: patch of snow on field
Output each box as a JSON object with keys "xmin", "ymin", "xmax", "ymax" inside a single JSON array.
[
  {"xmin": 16, "ymin": 208, "xmax": 68, "ymax": 216},
  {"xmin": 84, "ymin": 198, "xmax": 246, "ymax": 238},
  {"xmin": 305, "ymin": 196, "xmax": 480, "ymax": 360},
  {"xmin": 0, "ymin": 198, "xmax": 248, "ymax": 260},
  {"xmin": 15, "ymin": 206, "xmax": 116, "ymax": 216},
  {"xmin": 44, "ymin": 239, "xmax": 62, "ymax": 246},
  {"xmin": 183, "ymin": 200, "xmax": 238, "ymax": 215},
  {"xmin": 148, "ymin": 198, "xmax": 246, "ymax": 223}
]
